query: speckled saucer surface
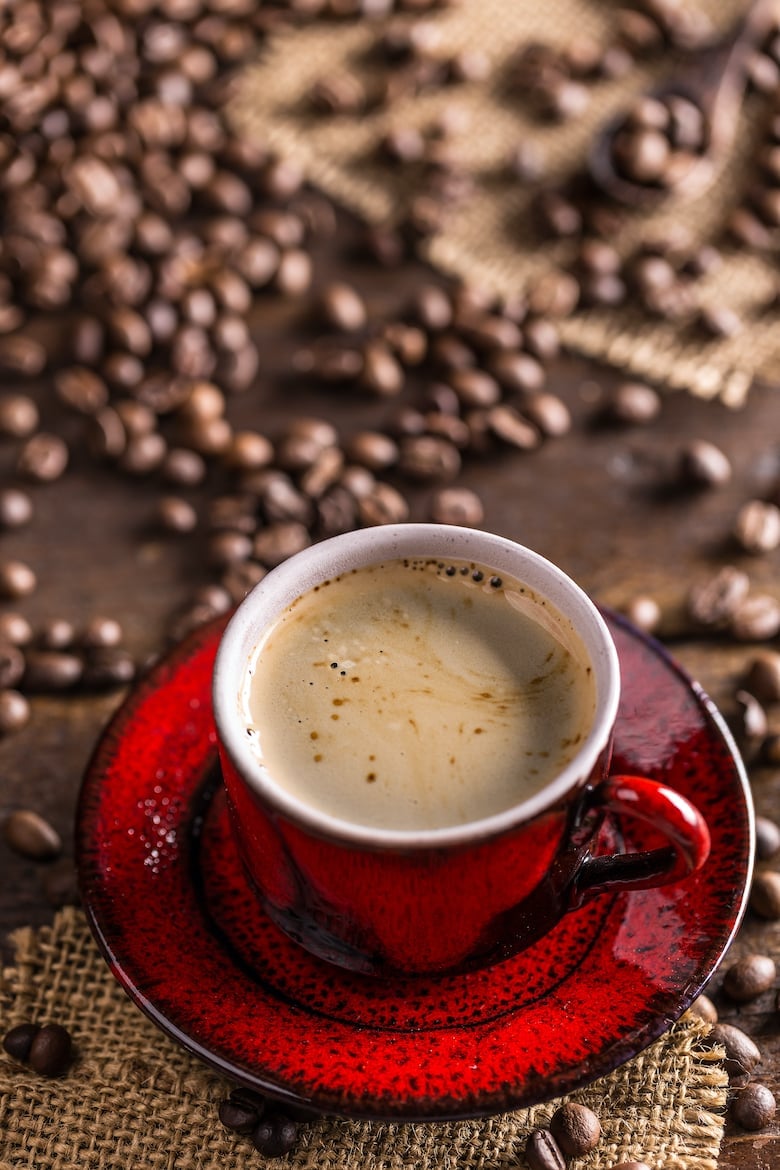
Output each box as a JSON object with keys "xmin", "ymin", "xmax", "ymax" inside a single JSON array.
[{"xmin": 77, "ymin": 612, "xmax": 752, "ymax": 1121}]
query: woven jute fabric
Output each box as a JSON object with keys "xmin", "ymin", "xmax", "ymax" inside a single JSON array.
[
  {"xmin": 233, "ymin": 0, "xmax": 779, "ymax": 407},
  {"xmin": 0, "ymin": 908, "xmax": 728, "ymax": 1170}
]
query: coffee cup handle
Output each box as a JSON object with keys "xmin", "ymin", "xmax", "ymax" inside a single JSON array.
[{"xmin": 570, "ymin": 775, "xmax": 711, "ymax": 904}]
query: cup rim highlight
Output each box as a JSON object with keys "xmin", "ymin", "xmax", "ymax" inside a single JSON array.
[{"xmin": 212, "ymin": 524, "xmax": 621, "ymax": 850}]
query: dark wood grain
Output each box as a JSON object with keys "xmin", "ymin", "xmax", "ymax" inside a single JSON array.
[{"xmin": 1, "ymin": 205, "xmax": 778, "ymax": 1166}]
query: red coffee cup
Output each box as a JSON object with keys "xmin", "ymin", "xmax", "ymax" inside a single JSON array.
[{"xmin": 213, "ymin": 525, "xmax": 710, "ymax": 976}]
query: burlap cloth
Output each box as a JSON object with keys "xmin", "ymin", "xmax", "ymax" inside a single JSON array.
[
  {"xmin": 0, "ymin": 907, "xmax": 728, "ymax": 1170},
  {"xmin": 233, "ymin": 0, "xmax": 780, "ymax": 407}
]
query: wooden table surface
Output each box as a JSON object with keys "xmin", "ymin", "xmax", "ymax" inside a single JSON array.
[{"xmin": 1, "ymin": 204, "xmax": 778, "ymax": 1169}]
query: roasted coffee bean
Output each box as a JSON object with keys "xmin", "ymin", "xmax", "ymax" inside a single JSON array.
[
  {"xmin": 360, "ymin": 340, "xmax": 404, "ymax": 396},
  {"xmin": 430, "ymin": 486, "xmax": 484, "ymax": 526},
  {"xmin": 0, "ymin": 560, "xmax": 36, "ymax": 599},
  {"xmin": 3, "ymin": 1023, "xmax": 38, "ymax": 1062},
  {"xmin": 750, "ymin": 871, "xmax": 780, "ymax": 920},
  {"xmin": 488, "ymin": 351, "xmax": 545, "ymax": 394},
  {"xmin": 522, "ymin": 393, "xmax": 571, "ymax": 437},
  {"xmin": 743, "ymin": 651, "xmax": 780, "ymax": 704},
  {"xmin": 320, "ymin": 281, "xmax": 367, "ymax": 332},
  {"xmin": 722, "ymin": 953, "xmax": 776, "ymax": 1002},
  {"xmin": 755, "ymin": 815, "xmax": 780, "ymax": 859},
  {"xmin": 549, "ymin": 1103, "xmax": 601, "ymax": 1157},
  {"xmin": 0, "ymin": 613, "xmax": 33, "ymax": 646},
  {"xmin": 253, "ymin": 522, "xmax": 311, "ymax": 568},
  {"xmin": 731, "ymin": 1083, "xmax": 777, "ymax": 1131},
  {"xmin": 251, "ymin": 1114, "xmax": 299, "ymax": 1157},
  {"xmin": 0, "ymin": 487, "xmax": 33, "ymax": 529},
  {"xmin": 3, "ymin": 809, "xmax": 62, "ymax": 861},
  {"xmin": 224, "ymin": 431, "xmax": 273, "ymax": 475},
  {"xmin": 81, "ymin": 617, "xmax": 123, "ymax": 650},
  {"xmin": 81, "ymin": 647, "xmax": 136, "ymax": 689},
  {"xmin": 687, "ymin": 566, "xmax": 750, "ymax": 628},
  {"xmin": 729, "ymin": 594, "xmax": 780, "ymax": 642},
  {"xmin": 698, "ymin": 305, "xmax": 743, "ymax": 339},
  {"xmin": 606, "ymin": 381, "xmax": 661, "ymax": 425},
  {"xmin": 487, "ymin": 404, "xmax": 540, "ymax": 450},
  {"xmin": 0, "ymin": 335, "xmax": 46, "ymax": 376},
  {"xmin": 0, "ymin": 689, "xmax": 31, "ymax": 735},
  {"xmin": 358, "ymin": 482, "xmax": 409, "ymax": 526},
  {"xmin": 525, "ymin": 1127, "xmax": 566, "ymax": 1170},
  {"xmin": 707, "ymin": 1023, "xmax": 761, "ymax": 1079},
  {"xmin": 156, "ymin": 496, "xmax": 199, "ymax": 534},
  {"xmin": 17, "ymin": 433, "xmax": 69, "ymax": 482},
  {"xmin": 219, "ymin": 1087, "xmax": 266, "ymax": 1134},
  {"xmin": 208, "ymin": 530, "xmax": 253, "ymax": 569},
  {"xmin": 38, "ymin": 619, "xmax": 76, "ymax": 652},
  {"xmin": 678, "ymin": 439, "xmax": 732, "ymax": 488},
  {"xmin": 623, "ymin": 595, "xmax": 661, "ymax": 634},
  {"xmin": 688, "ymin": 993, "xmax": 717, "ymax": 1023},
  {"xmin": 448, "ymin": 367, "xmax": 501, "ymax": 408},
  {"xmin": 23, "ymin": 650, "xmax": 83, "ymax": 691},
  {"xmin": 85, "ymin": 406, "xmax": 126, "ymax": 462},
  {"xmin": 119, "ymin": 432, "xmax": 168, "ymax": 476},
  {"xmin": 0, "ymin": 393, "xmax": 39, "ymax": 437},
  {"xmin": 163, "ymin": 447, "xmax": 208, "ymax": 486},
  {"xmin": 0, "ymin": 644, "xmax": 25, "ymax": 689},
  {"xmin": 345, "ymin": 431, "xmax": 399, "ymax": 472},
  {"xmin": 734, "ymin": 690, "xmax": 768, "ymax": 744},
  {"xmin": 275, "ymin": 249, "xmax": 312, "ymax": 297},
  {"xmin": 410, "ymin": 284, "xmax": 453, "ymax": 331},
  {"xmin": 733, "ymin": 500, "xmax": 780, "ymax": 554},
  {"xmin": 398, "ymin": 434, "xmax": 461, "ymax": 480},
  {"xmin": 28, "ymin": 1022, "xmax": 73, "ymax": 1077}
]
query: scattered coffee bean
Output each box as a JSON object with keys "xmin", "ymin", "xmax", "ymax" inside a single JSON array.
[
  {"xmin": 733, "ymin": 500, "xmax": 780, "ymax": 554},
  {"xmin": 525, "ymin": 1127, "xmax": 566, "ymax": 1170},
  {"xmin": 678, "ymin": 439, "xmax": 732, "ymax": 488},
  {"xmin": 729, "ymin": 594, "xmax": 780, "ymax": 642},
  {"xmin": 0, "ymin": 689, "xmax": 31, "ymax": 735},
  {"xmin": 0, "ymin": 487, "xmax": 34, "ymax": 530},
  {"xmin": 17, "ymin": 433, "xmax": 69, "ymax": 483},
  {"xmin": 3, "ymin": 1023, "xmax": 38, "ymax": 1063},
  {"xmin": 0, "ymin": 393, "xmax": 40, "ymax": 438},
  {"xmin": 722, "ymin": 953, "xmax": 776, "ymax": 1002},
  {"xmin": 707, "ymin": 1022, "xmax": 762, "ymax": 1079},
  {"xmin": 3, "ymin": 809, "xmax": 62, "ymax": 861},
  {"xmin": 731, "ymin": 1082, "xmax": 777, "ymax": 1131},
  {"xmin": 743, "ymin": 651, "xmax": 780, "ymax": 704},
  {"xmin": 251, "ymin": 1114, "xmax": 299, "ymax": 1157},
  {"xmin": 0, "ymin": 613, "xmax": 33, "ymax": 646},
  {"xmin": 606, "ymin": 381, "xmax": 662, "ymax": 425},
  {"xmin": 688, "ymin": 993, "xmax": 718, "ymax": 1023},
  {"xmin": 28, "ymin": 1023, "xmax": 73, "ymax": 1077},
  {"xmin": 219, "ymin": 1087, "xmax": 266, "ymax": 1134},
  {"xmin": 549, "ymin": 1102, "xmax": 601, "ymax": 1156},
  {"xmin": 0, "ymin": 644, "xmax": 25, "ymax": 689},
  {"xmin": 430, "ymin": 487, "xmax": 484, "ymax": 527},
  {"xmin": 733, "ymin": 690, "xmax": 768, "ymax": 744},
  {"xmin": 319, "ymin": 281, "xmax": 367, "ymax": 332},
  {"xmin": 23, "ymin": 650, "xmax": 83, "ymax": 692},
  {"xmin": 750, "ymin": 871, "xmax": 780, "ymax": 920},
  {"xmin": 755, "ymin": 816, "xmax": 780, "ymax": 859},
  {"xmin": 623, "ymin": 595, "xmax": 661, "ymax": 634},
  {"xmin": 687, "ymin": 566, "xmax": 750, "ymax": 628},
  {"xmin": 156, "ymin": 496, "xmax": 199, "ymax": 534},
  {"xmin": 0, "ymin": 560, "xmax": 37, "ymax": 599}
]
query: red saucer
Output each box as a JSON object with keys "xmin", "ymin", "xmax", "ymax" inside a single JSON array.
[{"xmin": 76, "ymin": 612, "xmax": 753, "ymax": 1121}]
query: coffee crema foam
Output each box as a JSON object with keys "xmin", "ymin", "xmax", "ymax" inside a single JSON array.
[{"xmin": 241, "ymin": 557, "xmax": 597, "ymax": 831}]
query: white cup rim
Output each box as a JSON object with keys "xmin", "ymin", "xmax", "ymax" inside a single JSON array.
[{"xmin": 212, "ymin": 524, "xmax": 620, "ymax": 849}]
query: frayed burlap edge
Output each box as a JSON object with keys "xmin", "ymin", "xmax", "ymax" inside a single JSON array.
[
  {"xmin": 1, "ymin": 907, "xmax": 728, "ymax": 1170},
  {"xmin": 231, "ymin": 0, "xmax": 778, "ymax": 408}
]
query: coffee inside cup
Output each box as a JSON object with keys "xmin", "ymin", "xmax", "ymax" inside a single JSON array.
[{"xmin": 240, "ymin": 556, "xmax": 597, "ymax": 832}]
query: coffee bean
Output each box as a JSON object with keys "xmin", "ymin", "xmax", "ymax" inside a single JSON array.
[
  {"xmin": 687, "ymin": 566, "xmax": 750, "ymax": 628},
  {"xmin": 0, "ymin": 560, "xmax": 37, "ymax": 599},
  {"xmin": 81, "ymin": 647, "xmax": 136, "ymax": 689},
  {"xmin": 3, "ymin": 1023, "xmax": 38, "ymax": 1062},
  {"xmin": 707, "ymin": 1023, "xmax": 761, "ymax": 1079},
  {"xmin": 3, "ymin": 809, "xmax": 62, "ymax": 861},
  {"xmin": 607, "ymin": 381, "xmax": 661, "ymax": 425},
  {"xmin": 755, "ymin": 815, "xmax": 780, "ymax": 859},
  {"xmin": 344, "ymin": 431, "xmax": 399, "ymax": 472},
  {"xmin": 358, "ymin": 482, "xmax": 409, "ymax": 526},
  {"xmin": 253, "ymin": 522, "xmax": 311, "ymax": 569},
  {"xmin": 734, "ymin": 690, "xmax": 768, "ymax": 744},
  {"xmin": 28, "ymin": 1022, "xmax": 73, "ymax": 1077},
  {"xmin": 0, "ymin": 393, "xmax": 40, "ymax": 437},
  {"xmin": 688, "ymin": 993, "xmax": 717, "ymax": 1023},
  {"xmin": 251, "ymin": 1114, "xmax": 299, "ymax": 1157},
  {"xmin": 398, "ymin": 434, "xmax": 461, "ymax": 480},
  {"xmin": 734, "ymin": 500, "xmax": 780, "ymax": 554},
  {"xmin": 0, "ymin": 335, "xmax": 46, "ymax": 376},
  {"xmin": 525, "ymin": 1127, "xmax": 566, "ymax": 1170},
  {"xmin": 623, "ymin": 595, "xmax": 661, "ymax": 634},
  {"xmin": 163, "ymin": 447, "xmax": 208, "ymax": 486},
  {"xmin": 722, "ymin": 953, "xmax": 776, "ymax": 1002},
  {"xmin": 522, "ymin": 393, "xmax": 571, "ymax": 437},
  {"xmin": 360, "ymin": 340, "xmax": 404, "ymax": 397},
  {"xmin": 0, "ymin": 613, "xmax": 32, "ymax": 646},
  {"xmin": 320, "ymin": 281, "xmax": 367, "ymax": 332},
  {"xmin": 743, "ymin": 651, "xmax": 780, "ymax": 704},
  {"xmin": 750, "ymin": 871, "xmax": 780, "ymax": 920},
  {"xmin": 0, "ymin": 487, "xmax": 33, "ymax": 530},
  {"xmin": 38, "ymin": 619, "xmax": 76, "ymax": 652},
  {"xmin": 731, "ymin": 1083, "xmax": 776, "ymax": 1131},
  {"xmin": 0, "ymin": 644, "xmax": 25, "ymax": 689},
  {"xmin": 23, "ymin": 650, "xmax": 83, "ymax": 692},
  {"xmin": 729, "ymin": 594, "xmax": 780, "ymax": 642},
  {"xmin": 156, "ymin": 496, "xmax": 199, "ymax": 534},
  {"xmin": 219, "ymin": 1090, "xmax": 265, "ymax": 1134},
  {"xmin": 17, "ymin": 433, "xmax": 69, "ymax": 482},
  {"xmin": 0, "ymin": 689, "xmax": 31, "ymax": 735},
  {"xmin": 430, "ymin": 487, "xmax": 484, "ymax": 526},
  {"xmin": 549, "ymin": 1103, "xmax": 601, "ymax": 1156},
  {"xmin": 487, "ymin": 404, "xmax": 540, "ymax": 450},
  {"xmin": 678, "ymin": 439, "xmax": 732, "ymax": 488}
]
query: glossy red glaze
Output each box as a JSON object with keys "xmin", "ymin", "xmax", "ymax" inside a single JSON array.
[{"xmin": 76, "ymin": 611, "xmax": 753, "ymax": 1121}]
